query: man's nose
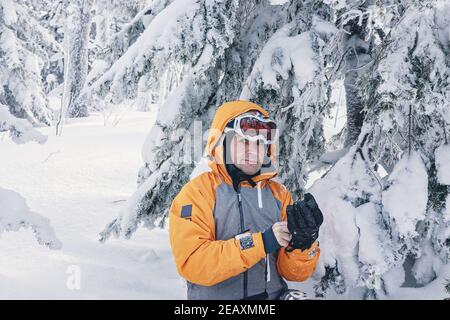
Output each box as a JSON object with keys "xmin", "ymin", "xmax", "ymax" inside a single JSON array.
[{"xmin": 245, "ymin": 141, "xmax": 261, "ymax": 155}]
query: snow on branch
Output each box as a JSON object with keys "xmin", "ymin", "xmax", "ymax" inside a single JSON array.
[
  {"xmin": 0, "ymin": 187, "xmax": 61, "ymax": 249},
  {"xmin": 0, "ymin": 104, "xmax": 47, "ymax": 144}
]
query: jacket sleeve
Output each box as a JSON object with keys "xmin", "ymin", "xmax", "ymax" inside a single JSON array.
[
  {"xmin": 169, "ymin": 176, "xmax": 266, "ymax": 287},
  {"xmin": 276, "ymin": 188, "xmax": 320, "ymax": 282}
]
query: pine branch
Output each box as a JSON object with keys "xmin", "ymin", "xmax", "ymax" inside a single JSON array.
[{"xmin": 445, "ymin": 279, "xmax": 450, "ymax": 295}]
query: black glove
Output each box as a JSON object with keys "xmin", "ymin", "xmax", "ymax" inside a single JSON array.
[{"xmin": 286, "ymin": 193, "xmax": 323, "ymax": 251}]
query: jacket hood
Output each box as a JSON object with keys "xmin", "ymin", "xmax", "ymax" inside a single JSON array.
[{"xmin": 205, "ymin": 100, "xmax": 278, "ymax": 186}]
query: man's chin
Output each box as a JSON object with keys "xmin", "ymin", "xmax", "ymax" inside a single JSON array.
[{"xmin": 240, "ymin": 164, "xmax": 261, "ymax": 176}]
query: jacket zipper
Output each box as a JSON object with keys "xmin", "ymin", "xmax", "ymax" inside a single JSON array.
[{"xmin": 236, "ymin": 185, "xmax": 248, "ymax": 299}]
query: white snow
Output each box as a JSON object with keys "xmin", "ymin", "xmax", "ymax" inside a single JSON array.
[
  {"xmin": 241, "ymin": 26, "xmax": 317, "ymax": 96},
  {"xmin": 0, "ymin": 109, "xmax": 185, "ymax": 299},
  {"xmin": 382, "ymin": 152, "xmax": 428, "ymax": 238},
  {"xmin": 412, "ymin": 239, "xmax": 443, "ymax": 286},
  {"xmin": 0, "ymin": 0, "xmax": 18, "ymax": 26},
  {"xmin": 1, "ymin": 0, "xmax": 449, "ymax": 300},
  {"xmin": 189, "ymin": 156, "xmax": 212, "ymax": 180},
  {"xmin": 312, "ymin": 16, "xmax": 338, "ymax": 37},
  {"xmin": 269, "ymin": 0, "xmax": 289, "ymax": 5},
  {"xmin": 0, "ymin": 104, "xmax": 47, "ymax": 144},
  {"xmin": 446, "ymin": 195, "xmax": 450, "ymax": 222},
  {"xmin": 355, "ymin": 202, "xmax": 390, "ymax": 269},
  {"xmin": 318, "ymin": 148, "xmax": 349, "ymax": 165},
  {"xmin": 1, "ymin": 109, "xmax": 447, "ymax": 299},
  {"xmin": 435, "ymin": 144, "xmax": 450, "ymax": 185},
  {"xmin": 0, "ymin": 187, "xmax": 61, "ymax": 249},
  {"xmin": 307, "ymin": 150, "xmax": 364, "ymax": 290},
  {"xmin": 88, "ymin": 0, "xmax": 199, "ymax": 99},
  {"xmin": 294, "ymin": 147, "xmax": 447, "ymax": 299}
]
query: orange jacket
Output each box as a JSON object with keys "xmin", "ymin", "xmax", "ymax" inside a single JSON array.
[{"xmin": 169, "ymin": 100, "xmax": 320, "ymax": 299}]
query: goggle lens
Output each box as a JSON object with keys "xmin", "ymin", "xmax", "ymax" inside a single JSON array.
[{"xmin": 239, "ymin": 117, "xmax": 277, "ymax": 142}]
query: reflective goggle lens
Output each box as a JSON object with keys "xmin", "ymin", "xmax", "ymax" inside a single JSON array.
[{"xmin": 238, "ymin": 117, "xmax": 277, "ymax": 142}]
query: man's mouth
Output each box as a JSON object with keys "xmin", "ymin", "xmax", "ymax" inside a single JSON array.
[{"xmin": 243, "ymin": 158, "xmax": 258, "ymax": 164}]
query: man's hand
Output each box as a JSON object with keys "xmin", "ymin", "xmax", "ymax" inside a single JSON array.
[
  {"xmin": 286, "ymin": 193, "xmax": 323, "ymax": 251},
  {"xmin": 272, "ymin": 221, "xmax": 292, "ymax": 247}
]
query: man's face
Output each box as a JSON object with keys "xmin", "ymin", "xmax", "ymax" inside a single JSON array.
[{"xmin": 229, "ymin": 134, "xmax": 266, "ymax": 175}]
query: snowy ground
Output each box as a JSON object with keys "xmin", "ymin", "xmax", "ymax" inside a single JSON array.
[
  {"xmin": 0, "ymin": 109, "xmax": 185, "ymax": 299},
  {"xmin": 1, "ymin": 107, "xmax": 447, "ymax": 300}
]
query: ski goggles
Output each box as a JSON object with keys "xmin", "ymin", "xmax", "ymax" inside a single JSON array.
[{"xmin": 224, "ymin": 113, "xmax": 278, "ymax": 144}]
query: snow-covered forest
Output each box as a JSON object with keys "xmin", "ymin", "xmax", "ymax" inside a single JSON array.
[{"xmin": 1, "ymin": 0, "xmax": 449, "ymax": 299}]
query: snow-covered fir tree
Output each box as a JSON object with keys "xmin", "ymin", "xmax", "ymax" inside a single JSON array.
[
  {"xmin": 311, "ymin": 0, "xmax": 450, "ymax": 298},
  {"xmin": 85, "ymin": 0, "xmax": 171, "ymax": 112},
  {"xmin": 335, "ymin": 0, "xmax": 373, "ymax": 147},
  {"xmin": 22, "ymin": 0, "xmax": 66, "ymax": 92},
  {"xmin": 97, "ymin": 0, "xmax": 338, "ymax": 241},
  {"xmin": 97, "ymin": 0, "xmax": 248, "ymax": 240},
  {"xmin": 0, "ymin": 104, "xmax": 61, "ymax": 248},
  {"xmin": 0, "ymin": 0, "xmax": 62, "ymax": 126},
  {"xmin": 55, "ymin": 0, "xmax": 93, "ymax": 129},
  {"xmin": 62, "ymin": 0, "xmax": 447, "ymax": 299},
  {"xmin": 1, "ymin": 0, "xmax": 449, "ymax": 300},
  {"xmin": 241, "ymin": 0, "xmax": 335, "ymax": 196},
  {"xmin": 11, "ymin": 0, "xmax": 436, "ymax": 298},
  {"xmin": 87, "ymin": 0, "xmax": 159, "ymax": 81}
]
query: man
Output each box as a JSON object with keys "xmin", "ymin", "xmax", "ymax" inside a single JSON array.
[{"xmin": 169, "ymin": 100, "xmax": 322, "ymax": 300}]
